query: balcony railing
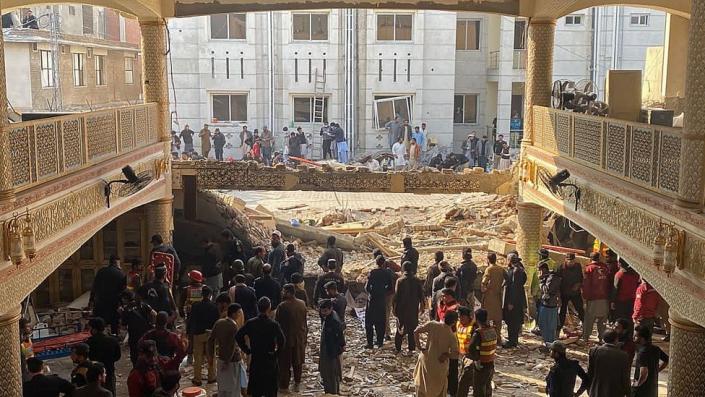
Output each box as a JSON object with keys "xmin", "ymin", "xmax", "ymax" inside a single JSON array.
[
  {"xmin": 513, "ymin": 49, "xmax": 527, "ymax": 69},
  {"xmin": 7, "ymin": 103, "xmax": 158, "ymax": 191},
  {"xmin": 488, "ymin": 51, "xmax": 499, "ymax": 70},
  {"xmin": 532, "ymin": 106, "xmax": 683, "ymax": 198}
]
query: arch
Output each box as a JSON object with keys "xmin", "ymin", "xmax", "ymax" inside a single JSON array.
[
  {"xmin": 532, "ymin": 0, "xmax": 691, "ymax": 20},
  {"xmin": 1, "ymin": 0, "xmax": 163, "ymax": 19},
  {"xmin": 0, "ymin": 183, "xmax": 167, "ymax": 315}
]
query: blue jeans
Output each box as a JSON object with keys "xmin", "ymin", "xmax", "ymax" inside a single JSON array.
[
  {"xmin": 337, "ymin": 141, "xmax": 349, "ymax": 163},
  {"xmin": 538, "ymin": 305, "xmax": 558, "ymax": 344}
]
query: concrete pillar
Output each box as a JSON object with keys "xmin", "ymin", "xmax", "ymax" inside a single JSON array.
[
  {"xmin": 0, "ymin": 15, "xmax": 14, "ymax": 203},
  {"xmin": 139, "ymin": 18, "xmax": 170, "ymax": 143},
  {"xmin": 0, "ymin": 305, "xmax": 22, "ymax": 397},
  {"xmin": 522, "ymin": 20, "xmax": 555, "ymax": 146},
  {"xmin": 516, "ymin": 202, "xmax": 543, "ymax": 310},
  {"xmin": 668, "ymin": 309, "xmax": 705, "ymax": 396},
  {"xmin": 147, "ymin": 197, "xmax": 174, "ymax": 244},
  {"xmin": 662, "ymin": 14, "xmax": 688, "ymax": 101},
  {"xmin": 677, "ymin": 0, "xmax": 705, "ymax": 208}
]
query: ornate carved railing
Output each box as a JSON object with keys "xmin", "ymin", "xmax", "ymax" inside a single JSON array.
[
  {"xmin": 7, "ymin": 103, "xmax": 158, "ymax": 191},
  {"xmin": 532, "ymin": 106, "xmax": 683, "ymax": 198}
]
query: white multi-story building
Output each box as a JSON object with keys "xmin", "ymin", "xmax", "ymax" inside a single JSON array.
[{"xmin": 167, "ymin": 6, "xmax": 668, "ymax": 159}]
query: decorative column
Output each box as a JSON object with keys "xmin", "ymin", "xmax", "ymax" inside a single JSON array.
[
  {"xmin": 0, "ymin": 16, "xmax": 14, "ymax": 203},
  {"xmin": 668, "ymin": 309, "xmax": 705, "ymax": 396},
  {"xmin": 0, "ymin": 305, "xmax": 22, "ymax": 397},
  {"xmin": 139, "ymin": 18, "xmax": 170, "ymax": 144},
  {"xmin": 522, "ymin": 20, "xmax": 556, "ymax": 147},
  {"xmin": 516, "ymin": 202, "xmax": 543, "ymax": 316},
  {"xmin": 676, "ymin": 0, "xmax": 705, "ymax": 208},
  {"xmin": 147, "ymin": 197, "xmax": 174, "ymax": 244}
]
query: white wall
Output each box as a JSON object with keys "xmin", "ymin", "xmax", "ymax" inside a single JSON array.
[{"xmin": 5, "ymin": 43, "xmax": 32, "ymax": 110}]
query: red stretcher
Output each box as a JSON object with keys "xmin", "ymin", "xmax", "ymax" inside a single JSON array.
[{"xmin": 33, "ymin": 330, "xmax": 90, "ymax": 360}]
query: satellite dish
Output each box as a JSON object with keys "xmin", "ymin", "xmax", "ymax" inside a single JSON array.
[{"xmin": 103, "ymin": 166, "xmax": 154, "ymax": 208}]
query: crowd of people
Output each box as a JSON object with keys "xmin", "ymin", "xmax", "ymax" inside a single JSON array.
[{"xmin": 20, "ymin": 228, "xmax": 670, "ymax": 397}]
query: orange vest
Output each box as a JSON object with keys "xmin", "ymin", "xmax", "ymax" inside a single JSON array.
[{"xmin": 477, "ymin": 327, "xmax": 497, "ymax": 363}]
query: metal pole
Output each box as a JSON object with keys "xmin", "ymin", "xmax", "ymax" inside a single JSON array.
[{"xmin": 268, "ymin": 12, "xmax": 274, "ymax": 135}]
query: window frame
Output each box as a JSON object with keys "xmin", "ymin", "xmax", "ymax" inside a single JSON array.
[
  {"xmin": 564, "ymin": 14, "xmax": 584, "ymax": 26},
  {"xmin": 453, "ymin": 94, "xmax": 479, "ymax": 125},
  {"xmin": 211, "ymin": 93, "xmax": 249, "ymax": 123},
  {"xmin": 372, "ymin": 95, "xmax": 414, "ymax": 130},
  {"xmin": 292, "ymin": 12, "xmax": 329, "ymax": 42},
  {"xmin": 124, "ymin": 57, "xmax": 134, "ymax": 85},
  {"xmin": 376, "ymin": 13, "xmax": 413, "ymax": 42},
  {"xmin": 94, "ymin": 55, "xmax": 106, "ymax": 86},
  {"xmin": 456, "ymin": 19, "xmax": 481, "ymax": 51},
  {"xmin": 72, "ymin": 53, "xmax": 85, "ymax": 87},
  {"xmin": 209, "ymin": 13, "xmax": 247, "ymax": 40},
  {"xmin": 39, "ymin": 50, "xmax": 54, "ymax": 88},
  {"xmin": 292, "ymin": 96, "xmax": 329, "ymax": 123},
  {"xmin": 630, "ymin": 13, "xmax": 649, "ymax": 26}
]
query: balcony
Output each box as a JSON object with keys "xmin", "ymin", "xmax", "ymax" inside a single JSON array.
[
  {"xmin": 7, "ymin": 103, "xmax": 159, "ymax": 192},
  {"xmin": 531, "ymin": 106, "xmax": 682, "ymax": 199},
  {"xmin": 488, "ymin": 50, "xmax": 499, "ymax": 70},
  {"xmin": 513, "ymin": 49, "xmax": 527, "ymax": 69}
]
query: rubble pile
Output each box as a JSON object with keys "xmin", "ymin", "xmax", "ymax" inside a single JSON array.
[{"xmin": 261, "ymin": 193, "xmax": 518, "ymax": 281}]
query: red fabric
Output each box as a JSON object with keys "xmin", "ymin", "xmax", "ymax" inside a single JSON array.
[
  {"xmin": 582, "ymin": 261, "xmax": 611, "ymax": 301},
  {"xmin": 633, "ymin": 283, "xmax": 660, "ymax": 320},
  {"xmin": 614, "ymin": 270, "xmax": 640, "ymax": 302},
  {"xmin": 252, "ymin": 142, "xmax": 261, "ymax": 158},
  {"xmin": 127, "ymin": 348, "xmax": 185, "ymax": 397},
  {"xmin": 437, "ymin": 299, "xmax": 458, "ymax": 322}
]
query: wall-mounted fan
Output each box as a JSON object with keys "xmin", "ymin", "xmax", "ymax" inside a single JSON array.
[
  {"xmin": 103, "ymin": 166, "xmax": 154, "ymax": 208},
  {"xmin": 538, "ymin": 168, "xmax": 581, "ymax": 211},
  {"xmin": 551, "ymin": 79, "xmax": 609, "ymax": 116}
]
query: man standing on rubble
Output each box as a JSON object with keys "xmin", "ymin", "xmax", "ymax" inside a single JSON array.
[
  {"xmin": 556, "ymin": 253, "xmax": 584, "ymax": 336},
  {"xmin": 401, "ymin": 237, "xmax": 420, "ymax": 274},
  {"xmin": 481, "ymin": 252, "xmax": 505, "ymax": 344},
  {"xmin": 319, "ymin": 298, "xmax": 346, "ymax": 395},
  {"xmin": 254, "ymin": 264, "xmax": 282, "ymax": 310},
  {"xmin": 276, "ymin": 284, "xmax": 308, "ymax": 393},
  {"xmin": 457, "ymin": 248, "xmax": 478, "ymax": 308},
  {"xmin": 582, "ymin": 252, "xmax": 611, "ymax": 343},
  {"xmin": 318, "ymin": 236, "xmax": 344, "ymax": 273},
  {"xmin": 314, "ymin": 259, "xmax": 346, "ymax": 305},
  {"xmin": 414, "ymin": 311, "xmax": 459, "ymax": 397},
  {"xmin": 423, "ymin": 251, "xmax": 445, "ymax": 302},
  {"xmin": 393, "ymin": 261, "xmax": 424, "ymax": 352},
  {"xmin": 502, "ymin": 252, "xmax": 526, "ymax": 348},
  {"xmin": 366, "ymin": 255, "xmax": 394, "ymax": 348},
  {"xmin": 268, "ymin": 231, "xmax": 286, "ymax": 282}
]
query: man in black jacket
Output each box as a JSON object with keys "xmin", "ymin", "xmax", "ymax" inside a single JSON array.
[
  {"xmin": 365, "ymin": 256, "xmax": 394, "ymax": 348},
  {"xmin": 236, "ymin": 297, "xmax": 286, "ymax": 397},
  {"xmin": 538, "ymin": 262, "xmax": 562, "ymax": 345},
  {"xmin": 400, "ymin": 237, "xmax": 419, "ymax": 274},
  {"xmin": 556, "ymin": 253, "xmax": 585, "ymax": 335},
  {"xmin": 86, "ymin": 317, "xmax": 121, "ymax": 395},
  {"xmin": 187, "ymin": 286, "xmax": 220, "ymax": 386},
  {"xmin": 313, "ymin": 259, "xmax": 346, "ymax": 305},
  {"xmin": 229, "ymin": 274, "xmax": 258, "ymax": 320},
  {"xmin": 456, "ymin": 248, "xmax": 478, "ymax": 307},
  {"xmin": 254, "ymin": 264, "xmax": 282, "ymax": 309},
  {"xmin": 200, "ymin": 238, "xmax": 223, "ymax": 293},
  {"xmin": 23, "ymin": 357, "xmax": 74, "ymax": 397},
  {"xmin": 319, "ymin": 299, "xmax": 346, "ymax": 394},
  {"xmin": 545, "ymin": 341, "xmax": 588, "ymax": 397},
  {"xmin": 90, "ymin": 255, "xmax": 127, "ymax": 335},
  {"xmin": 503, "ymin": 252, "xmax": 527, "ymax": 348}
]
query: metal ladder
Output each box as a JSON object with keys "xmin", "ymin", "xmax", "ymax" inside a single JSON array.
[{"xmin": 309, "ymin": 68, "xmax": 326, "ymax": 159}]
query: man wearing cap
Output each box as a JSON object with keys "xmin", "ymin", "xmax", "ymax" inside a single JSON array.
[
  {"xmin": 502, "ymin": 252, "xmax": 527, "ymax": 348},
  {"xmin": 545, "ymin": 341, "xmax": 588, "ymax": 397},
  {"xmin": 314, "ymin": 259, "xmax": 346, "ymax": 304},
  {"xmin": 150, "ymin": 234, "xmax": 182, "ymax": 286},
  {"xmin": 268, "ymin": 230, "xmax": 286, "ymax": 281},
  {"xmin": 275, "ymin": 284, "xmax": 308, "ymax": 393},
  {"xmin": 582, "ymin": 252, "xmax": 611, "ymax": 343},
  {"xmin": 556, "ymin": 253, "xmax": 584, "ymax": 335},
  {"xmin": 318, "ymin": 236, "xmax": 344, "ymax": 273}
]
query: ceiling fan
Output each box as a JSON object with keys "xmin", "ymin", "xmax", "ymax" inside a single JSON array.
[{"xmin": 103, "ymin": 166, "xmax": 154, "ymax": 208}]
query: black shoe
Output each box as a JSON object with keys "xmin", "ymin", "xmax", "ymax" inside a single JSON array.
[
  {"xmin": 501, "ymin": 342, "xmax": 517, "ymax": 349},
  {"xmin": 365, "ymin": 344, "xmax": 374, "ymax": 349}
]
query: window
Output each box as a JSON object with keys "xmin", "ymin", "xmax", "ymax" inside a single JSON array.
[
  {"xmin": 630, "ymin": 14, "xmax": 649, "ymax": 26},
  {"xmin": 513, "ymin": 20, "xmax": 527, "ymax": 49},
  {"xmin": 456, "ymin": 20, "xmax": 480, "ymax": 50},
  {"xmin": 373, "ymin": 95, "xmax": 413, "ymax": 129},
  {"xmin": 564, "ymin": 14, "xmax": 583, "ymax": 26},
  {"xmin": 293, "ymin": 97, "xmax": 329, "ymax": 123},
  {"xmin": 68, "ymin": 5, "xmax": 76, "ymax": 15},
  {"xmin": 292, "ymin": 13, "xmax": 328, "ymax": 41},
  {"xmin": 95, "ymin": 55, "xmax": 105, "ymax": 86},
  {"xmin": 212, "ymin": 94, "xmax": 248, "ymax": 122},
  {"xmin": 210, "ymin": 13, "xmax": 246, "ymax": 39},
  {"xmin": 454, "ymin": 94, "xmax": 478, "ymax": 124},
  {"xmin": 72, "ymin": 53, "xmax": 85, "ymax": 86},
  {"xmin": 82, "ymin": 5, "xmax": 93, "ymax": 34},
  {"xmin": 124, "ymin": 57, "xmax": 134, "ymax": 84},
  {"xmin": 377, "ymin": 14, "xmax": 412, "ymax": 41},
  {"xmin": 40, "ymin": 50, "xmax": 54, "ymax": 88}
]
